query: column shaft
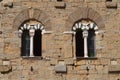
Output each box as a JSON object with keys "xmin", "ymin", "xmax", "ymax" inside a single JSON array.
[
  {"xmin": 30, "ymin": 36, "xmax": 34, "ymax": 57},
  {"xmin": 84, "ymin": 36, "xmax": 88, "ymax": 57}
]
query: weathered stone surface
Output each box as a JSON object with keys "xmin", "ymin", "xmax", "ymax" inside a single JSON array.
[
  {"xmin": 65, "ymin": 7, "xmax": 105, "ymax": 31},
  {"xmin": 0, "ymin": 65, "xmax": 12, "ymax": 73},
  {"xmin": 106, "ymin": 2, "xmax": 117, "ymax": 8},
  {"xmin": 55, "ymin": 64, "xmax": 67, "ymax": 73},
  {"xmin": 109, "ymin": 65, "xmax": 120, "ymax": 72},
  {"xmin": 55, "ymin": 2, "xmax": 66, "ymax": 8},
  {"xmin": 0, "ymin": 0, "xmax": 119, "ymax": 80}
]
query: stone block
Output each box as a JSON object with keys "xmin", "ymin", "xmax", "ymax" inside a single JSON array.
[
  {"xmin": 55, "ymin": 60, "xmax": 67, "ymax": 73},
  {"xmin": 109, "ymin": 65, "xmax": 120, "ymax": 72},
  {"xmin": 3, "ymin": 2, "xmax": 13, "ymax": 8},
  {"xmin": 55, "ymin": 64, "xmax": 67, "ymax": 73},
  {"xmin": 55, "ymin": 2, "xmax": 66, "ymax": 8},
  {"xmin": 106, "ymin": 2, "xmax": 117, "ymax": 8},
  {"xmin": 111, "ymin": 60, "xmax": 117, "ymax": 65},
  {"xmin": 13, "ymin": 2, "xmax": 22, "ymax": 6},
  {"xmin": 65, "ymin": 58, "xmax": 74, "ymax": 65},
  {"xmin": 0, "ymin": 65, "xmax": 12, "ymax": 73},
  {"xmin": 67, "ymin": 66, "xmax": 73, "ymax": 71},
  {"xmin": 100, "ymin": 59, "xmax": 110, "ymax": 65},
  {"xmin": 50, "ymin": 59, "xmax": 57, "ymax": 65},
  {"xmin": 33, "ymin": 9, "xmax": 41, "ymax": 20},
  {"xmin": 76, "ymin": 60, "xmax": 86, "ymax": 65},
  {"xmin": 4, "ymin": 47, "xmax": 20, "ymax": 54},
  {"xmin": 2, "ymin": 60, "xmax": 10, "ymax": 65}
]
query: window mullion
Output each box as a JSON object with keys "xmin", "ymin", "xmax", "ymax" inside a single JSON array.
[
  {"xmin": 83, "ymin": 30, "xmax": 88, "ymax": 57},
  {"xmin": 29, "ymin": 29, "xmax": 35, "ymax": 57}
]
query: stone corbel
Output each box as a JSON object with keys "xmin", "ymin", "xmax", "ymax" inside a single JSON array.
[{"xmin": 55, "ymin": 60, "xmax": 67, "ymax": 73}]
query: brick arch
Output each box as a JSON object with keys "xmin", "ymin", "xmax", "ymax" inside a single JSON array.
[
  {"xmin": 13, "ymin": 8, "xmax": 51, "ymax": 31},
  {"xmin": 65, "ymin": 7, "xmax": 105, "ymax": 31}
]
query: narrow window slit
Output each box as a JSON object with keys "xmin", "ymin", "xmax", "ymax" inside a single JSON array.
[
  {"xmin": 33, "ymin": 30, "xmax": 42, "ymax": 56},
  {"xmin": 75, "ymin": 29, "xmax": 84, "ymax": 57}
]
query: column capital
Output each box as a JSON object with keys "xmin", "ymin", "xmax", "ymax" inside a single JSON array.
[
  {"xmin": 82, "ymin": 30, "xmax": 88, "ymax": 38},
  {"xmin": 29, "ymin": 29, "xmax": 35, "ymax": 37}
]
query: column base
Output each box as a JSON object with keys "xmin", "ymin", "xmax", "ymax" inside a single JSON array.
[
  {"xmin": 84, "ymin": 56, "xmax": 88, "ymax": 58},
  {"xmin": 29, "ymin": 55, "xmax": 34, "ymax": 57}
]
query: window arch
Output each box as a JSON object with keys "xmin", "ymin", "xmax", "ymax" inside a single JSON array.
[
  {"xmin": 18, "ymin": 21, "xmax": 45, "ymax": 58},
  {"xmin": 72, "ymin": 20, "xmax": 98, "ymax": 58}
]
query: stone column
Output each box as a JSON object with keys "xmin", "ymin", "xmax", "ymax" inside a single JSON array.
[
  {"xmin": 73, "ymin": 32, "xmax": 76, "ymax": 59},
  {"xmin": 29, "ymin": 29, "xmax": 35, "ymax": 57},
  {"xmin": 83, "ymin": 30, "xmax": 88, "ymax": 57}
]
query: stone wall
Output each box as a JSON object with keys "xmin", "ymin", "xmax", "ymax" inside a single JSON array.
[{"xmin": 0, "ymin": 0, "xmax": 120, "ymax": 80}]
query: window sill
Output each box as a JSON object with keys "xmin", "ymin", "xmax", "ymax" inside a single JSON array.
[
  {"xmin": 22, "ymin": 56, "xmax": 43, "ymax": 60},
  {"xmin": 76, "ymin": 57, "xmax": 98, "ymax": 60}
]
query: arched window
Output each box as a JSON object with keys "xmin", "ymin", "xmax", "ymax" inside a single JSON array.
[
  {"xmin": 18, "ymin": 22, "xmax": 45, "ymax": 58},
  {"xmin": 73, "ymin": 21, "xmax": 98, "ymax": 58}
]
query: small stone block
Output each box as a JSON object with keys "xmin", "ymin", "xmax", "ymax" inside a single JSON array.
[
  {"xmin": 106, "ymin": 2, "xmax": 117, "ymax": 8},
  {"xmin": 55, "ymin": 2, "xmax": 66, "ymax": 8},
  {"xmin": 0, "ymin": 65, "xmax": 12, "ymax": 73},
  {"xmin": 111, "ymin": 60, "xmax": 117, "ymax": 65},
  {"xmin": 109, "ymin": 65, "xmax": 120, "ymax": 72},
  {"xmin": 2, "ymin": 60, "xmax": 10, "ymax": 65},
  {"xmin": 55, "ymin": 64, "xmax": 67, "ymax": 73}
]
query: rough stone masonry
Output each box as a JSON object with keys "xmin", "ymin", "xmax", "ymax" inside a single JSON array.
[{"xmin": 0, "ymin": 0, "xmax": 120, "ymax": 80}]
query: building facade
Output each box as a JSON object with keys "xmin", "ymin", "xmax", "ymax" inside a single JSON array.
[{"xmin": 0, "ymin": 0, "xmax": 120, "ymax": 80}]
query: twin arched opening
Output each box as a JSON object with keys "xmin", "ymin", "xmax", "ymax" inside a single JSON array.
[
  {"xmin": 13, "ymin": 7, "xmax": 105, "ymax": 58},
  {"xmin": 13, "ymin": 8, "xmax": 52, "ymax": 57},
  {"xmin": 65, "ymin": 7, "xmax": 105, "ymax": 58}
]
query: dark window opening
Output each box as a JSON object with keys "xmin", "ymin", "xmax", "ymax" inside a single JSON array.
[
  {"xmin": 33, "ymin": 30, "xmax": 42, "ymax": 56},
  {"xmin": 21, "ymin": 29, "xmax": 42, "ymax": 57},
  {"xmin": 88, "ymin": 29, "xmax": 95, "ymax": 57},
  {"xmin": 21, "ymin": 30, "xmax": 30, "ymax": 56},
  {"xmin": 106, "ymin": 0, "xmax": 112, "ymax": 1},
  {"xmin": 75, "ymin": 29, "xmax": 96, "ymax": 58},
  {"xmin": 75, "ymin": 29, "xmax": 84, "ymax": 57}
]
